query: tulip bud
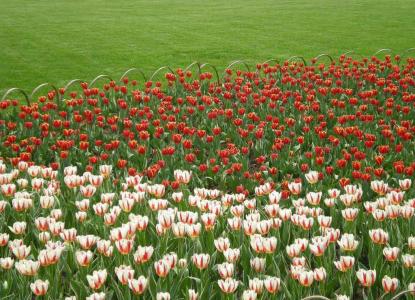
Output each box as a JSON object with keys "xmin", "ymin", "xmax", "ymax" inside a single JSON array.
[
  {"xmin": 382, "ymin": 275, "xmax": 399, "ymax": 293},
  {"xmin": 356, "ymin": 269, "xmax": 376, "ymax": 287}
]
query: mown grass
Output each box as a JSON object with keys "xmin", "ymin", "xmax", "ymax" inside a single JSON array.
[{"xmin": 0, "ymin": 0, "xmax": 414, "ymax": 92}]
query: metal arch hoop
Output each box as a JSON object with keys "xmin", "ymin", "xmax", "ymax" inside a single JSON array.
[
  {"xmin": 1, "ymin": 88, "xmax": 30, "ymax": 106},
  {"xmin": 313, "ymin": 53, "xmax": 334, "ymax": 64},
  {"xmin": 30, "ymin": 83, "xmax": 60, "ymax": 105},
  {"xmin": 343, "ymin": 50, "xmax": 366, "ymax": 61},
  {"xmin": 89, "ymin": 74, "xmax": 113, "ymax": 88},
  {"xmin": 403, "ymin": 47, "xmax": 415, "ymax": 54},
  {"xmin": 341, "ymin": 50, "xmax": 354, "ymax": 57},
  {"xmin": 390, "ymin": 289, "xmax": 415, "ymax": 300},
  {"xmin": 400, "ymin": 47, "xmax": 415, "ymax": 58},
  {"xmin": 64, "ymin": 79, "xmax": 83, "ymax": 92},
  {"xmin": 149, "ymin": 66, "xmax": 175, "ymax": 82},
  {"xmin": 119, "ymin": 68, "xmax": 147, "ymax": 83},
  {"xmin": 225, "ymin": 60, "xmax": 251, "ymax": 73},
  {"xmin": 184, "ymin": 61, "xmax": 202, "ymax": 75},
  {"xmin": 301, "ymin": 296, "xmax": 330, "ymax": 300},
  {"xmin": 199, "ymin": 63, "xmax": 220, "ymax": 84},
  {"xmin": 262, "ymin": 58, "xmax": 280, "ymax": 65},
  {"xmin": 373, "ymin": 48, "xmax": 392, "ymax": 56}
]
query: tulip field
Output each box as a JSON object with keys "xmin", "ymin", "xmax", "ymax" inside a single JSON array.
[{"xmin": 1, "ymin": 54, "xmax": 415, "ymax": 299}]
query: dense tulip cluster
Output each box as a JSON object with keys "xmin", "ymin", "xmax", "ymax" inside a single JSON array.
[{"xmin": 0, "ymin": 55, "xmax": 415, "ymax": 299}]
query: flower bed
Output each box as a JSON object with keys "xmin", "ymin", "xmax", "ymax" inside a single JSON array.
[{"xmin": 0, "ymin": 54, "xmax": 415, "ymax": 299}]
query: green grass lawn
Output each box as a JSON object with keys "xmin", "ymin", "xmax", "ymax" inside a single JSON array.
[{"xmin": 0, "ymin": 0, "xmax": 414, "ymax": 92}]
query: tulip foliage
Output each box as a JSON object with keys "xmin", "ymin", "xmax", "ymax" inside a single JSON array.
[{"xmin": 0, "ymin": 55, "xmax": 415, "ymax": 299}]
